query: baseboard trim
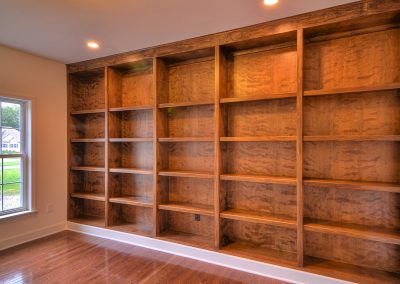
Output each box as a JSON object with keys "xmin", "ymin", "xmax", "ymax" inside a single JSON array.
[
  {"xmin": 0, "ymin": 221, "xmax": 67, "ymax": 251},
  {"xmin": 67, "ymin": 222, "xmax": 351, "ymax": 284}
]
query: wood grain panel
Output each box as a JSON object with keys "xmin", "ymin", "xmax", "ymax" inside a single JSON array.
[
  {"xmin": 222, "ymin": 142, "xmax": 296, "ymax": 177},
  {"xmin": 160, "ymin": 105, "xmax": 214, "ymax": 138},
  {"xmin": 167, "ymin": 59, "xmax": 215, "ymax": 104},
  {"xmin": 70, "ymin": 113, "xmax": 105, "ymax": 139},
  {"xmin": 226, "ymin": 47, "xmax": 297, "ymax": 99},
  {"xmin": 221, "ymin": 219, "xmax": 297, "ymax": 254},
  {"xmin": 109, "ymin": 203, "xmax": 153, "ymax": 236},
  {"xmin": 109, "ymin": 142, "xmax": 153, "ymax": 170},
  {"xmin": 305, "ymin": 231, "xmax": 400, "ymax": 273},
  {"xmin": 160, "ymin": 142, "xmax": 214, "ymax": 172},
  {"xmin": 223, "ymin": 99, "xmax": 296, "ymax": 137},
  {"xmin": 304, "ymin": 90, "xmax": 400, "ymax": 136},
  {"xmin": 121, "ymin": 72, "xmax": 153, "ymax": 107},
  {"xmin": 70, "ymin": 71, "xmax": 105, "ymax": 111},
  {"xmin": 109, "ymin": 172, "xmax": 153, "ymax": 201},
  {"xmin": 304, "ymin": 186, "xmax": 400, "ymax": 230},
  {"xmin": 108, "ymin": 61, "xmax": 153, "ymax": 108},
  {"xmin": 221, "ymin": 181, "xmax": 296, "ymax": 219},
  {"xmin": 109, "ymin": 109, "xmax": 153, "ymax": 138},
  {"xmin": 304, "ymin": 29, "xmax": 400, "ymax": 91},
  {"xmin": 304, "ymin": 141, "xmax": 400, "ymax": 183},
  {"xmin": 69, "ymin": 198, "xmax": 105, "ymax": 220},
  {"xmin": 159, "ymin": 210, "xmax": 214, "ymax": 246},
  {"xmin": 161, "ymin": 176, "xmax": 214, "ymax": 207},
  {"xmin": 70, "ymin": 171, "xmax": 105, "ymax": 195},
  {"xmin": 70, "ymin": 142, "xmax": 105, "ymax": 167}
]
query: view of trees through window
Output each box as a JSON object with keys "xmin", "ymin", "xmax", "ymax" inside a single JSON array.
[{"xmin": 0, "ymin": 101, "xmax": 23, "ymax": 212}]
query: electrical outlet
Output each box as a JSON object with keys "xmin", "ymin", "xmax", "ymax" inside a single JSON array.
[
  {"xmin": 194, "ymin": 214, "xmax": 200, "ymax": 221},
  {"xmin": 47, "ymin": 203, "xmax": 54, "ymax": 213}
]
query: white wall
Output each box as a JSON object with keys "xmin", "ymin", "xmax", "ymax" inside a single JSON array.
[{"xmin": 0, "ymin": 44, "xmax": 67, "ymax": 247}]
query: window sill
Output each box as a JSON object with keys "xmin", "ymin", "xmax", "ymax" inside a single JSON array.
[{"xmin": 0, "ymin": 210, "xmax": 38, "ymax": 222}]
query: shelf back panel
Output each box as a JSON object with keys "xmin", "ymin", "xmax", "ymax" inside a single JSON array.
[
  {"xmin": 222, "ymin": 142, "xmax": 296, "ymax": 177},
  {"xmin": 304, "ymin": 29, "xmax": 400, "ymax": 91},
  {"xmin": 221, "ymin": 181, "xmax": 297, "ymax": 219}
]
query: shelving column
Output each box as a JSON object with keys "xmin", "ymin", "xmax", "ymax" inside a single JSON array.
[
  {"xmin": 214, "ymin": 46, "xmax": 225, "ymax": 249},
  {"xmin": 105, "ymin": 67, "xmax": 110, "ymax": 226},
  {"xmin": 153, "ymin": 58, "xmax": 165, "ymax": 237},
  {"xmin": 296, "ymin": 29, "xmax": 304, "ymax": 267}
]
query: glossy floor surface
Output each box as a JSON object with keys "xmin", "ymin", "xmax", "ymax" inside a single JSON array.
[{"xmin": 0, "ymin": 231, "xmax": 287, "ymax": 283}]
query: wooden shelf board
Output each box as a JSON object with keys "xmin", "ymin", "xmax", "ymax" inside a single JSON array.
[
  {"xmin": 108, "ymin": 223, "xmax": 152, "ymax": 237},
  {"xmin": 158, "ymin": 137, "xmax": 214, "ymax": 142},
  {"xmin": 304, "ymin": 135, "xmax": 400, "ymax": 142},
  {"xmin": 109, "ymin": 138, "xmax": 153, "ymax": 142},
  {"xmin": 158, "ymin": 101, "xmax": 214, "ymax": 108},
  {"xmin": 68, "ymin": 216, "xmax": 105, "ymax": 227},
  {"xmin": 70, "ymin": 166, "xmax": 105, "ymax": 172},
  {"xmin": 109, "ymin": 105, "xmax": 153, "ymax": 112},
  {"xmin": 158, "ymin": 202, "xmax": 214, "ymax": 216},
  {"xmin": 220, "ymin": 93, "xmax": 296, "ymax": 104},
  {"xmin": 220, "ymin": 174, "xmax": 296, "ymax": 185},
  {"xmin": 220, "ymin": 241, "xmax": 297, "ymax": 267},
  {"xmin": 159, "ymin": 170, "xmax": 214, "ymax": 179},
  {"xmin": 220, "ymin": 136, "xmax": 296, "ymax": 142},
  {"xmin": 70, "ymin": 192, "xmax": 105, "ymax": 202},
  {"xmin": 158, "ymin": 230, "xmax": 214, "ymax": 250},
  {"xmin": 70, "ymin": 109, "xmax": 106, "ymax": 115},
  {"xmin": 109, "ymin": 168, "xmax": 153, "ymax": 175},
  {"xmin": 304, "ymin": 83, "xmax": 400, "ymax": 97},
  {"xmin": 109, "ymin": 196, "xmax": 153, "ymax": 208},
  {"xmin": 303, "ymin": 178, "xmax": 400, "ymax": 193},
  {"xmin": 70, "ymin": 138, "xmax": 106, "ymax": 143},
  {"xmin": 304, "ymin": 257, "xmax": 400, "ymax": 284},
  {"xmin": 220, "ymin": 209, "xmax": 297, "ymax": 229},
  {"xmin": 304, "ymin": 218, "xmax": 400, "ymax": 245}
]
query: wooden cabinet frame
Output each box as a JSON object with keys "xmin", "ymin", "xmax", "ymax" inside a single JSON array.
[{"xmin": 67, "ymin": 2, "xmax": 400, "ymax": 283}]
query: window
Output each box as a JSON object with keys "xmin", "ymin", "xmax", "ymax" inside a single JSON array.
[{"xmin": 0, "ymin": 98, "xmax": 30, "ymax": 217}]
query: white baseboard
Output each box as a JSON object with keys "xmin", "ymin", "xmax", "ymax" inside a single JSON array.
[
  {"xmin": 0, "ymin": 221, "xmax": 67, "ymax": 251},
  {"xmin": 67, "ymin": 222, "xmax": 352, "ymax": 284}
]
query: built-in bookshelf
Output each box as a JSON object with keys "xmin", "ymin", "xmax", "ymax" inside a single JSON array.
[{"xmin": 68, "ymin": 5, "xmax": 400, "ymax": 283}]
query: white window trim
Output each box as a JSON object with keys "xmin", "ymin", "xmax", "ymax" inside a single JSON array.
[{"xmin": 0, "ymin": 97, "xmax": 32, "ymax": 218}]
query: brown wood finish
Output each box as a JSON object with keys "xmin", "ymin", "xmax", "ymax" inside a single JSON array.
[
  {"xmin": 221, "ymin": 181, "xmax": 297, "ymax": 221},
  {"xmin": 296, "ymin": 28, "xmax": 304, "ymax": 267},
  {"xmin": 222, "ymin": 142, "xmax": 296, "ymax": 177},
  {"xmin": 0, "ymin": 231, "xmax": 287, "ymax": 284},
  {"xmin": 214, "ymin": 46, "xmax": 225, "ymax": 249},
  {"xmin": 67, "ymin": 3, "xmax": 400, "ymax": 283},
  {"xmin": 109, "ymin": 172, "xmax": 153, "ymax": 201},
  {"xmin": 104, "ymin": 68, "xmax": 110, "ymax": 226},
  {"xmin": 221, "ymin": 219, "xmax": 297, "ymax": 265},
  {"xmin": 109, "ymin": 203, "xmax": 153, "ymax": 236},
  {"xmin": 159, "ymin": 210, "xmax": 215, "ymax": 249}
]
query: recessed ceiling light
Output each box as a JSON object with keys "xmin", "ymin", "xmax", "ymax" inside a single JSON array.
[
  {"xmin": 264, "ymin": 0, "xmax": 279, "ymax": 6},
  {"xmin": 87, "ymin": 41, "xmax": 100, "ymax": 49}
]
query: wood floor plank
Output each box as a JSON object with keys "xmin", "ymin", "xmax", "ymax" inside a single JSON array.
[{"xmin": 0, "ymin": 231, "xmax": 285, "ymax": 284}]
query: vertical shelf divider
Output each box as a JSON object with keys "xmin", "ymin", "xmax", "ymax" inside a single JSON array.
[
  {"xmin": 105, "ymin": 67, "xmax": 110, "ymax": 226},
  {"xmin": 296, "ymin": 28, "xmax": 304, "ymax": 267},
  {"xmin": 66, "ymin": 75, "xmax": 72, "ymax": 221},
  {"xmin": 214, "ymin": 46, "xmax": 224, "ymax": 249},
  {"xmin": 153, "ymin": 58, "xmax": 159, "ymax": 237},
  {"xmin": 153, "ymin": 58, "xmax": 167, "ymax": 237}
]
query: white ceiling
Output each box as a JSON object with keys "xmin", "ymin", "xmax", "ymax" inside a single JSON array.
[{"xmin": 0, "ymin": 0, "xmax": 356, "ymax": 64}]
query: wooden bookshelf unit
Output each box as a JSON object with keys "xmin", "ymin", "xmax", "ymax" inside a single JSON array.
[{"xmin": 67, "ymin": 2, "xmax": 400, "ymax": 283}]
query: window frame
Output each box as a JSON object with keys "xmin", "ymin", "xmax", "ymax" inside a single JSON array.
[{"xmin": 0, "ymin": 97, "xmax": 29, "ymax": 217}]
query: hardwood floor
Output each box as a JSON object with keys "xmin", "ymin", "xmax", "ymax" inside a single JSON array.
[{"xmin": 0, "ymin": 231, "xmax": 287, "ymax": 283}]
